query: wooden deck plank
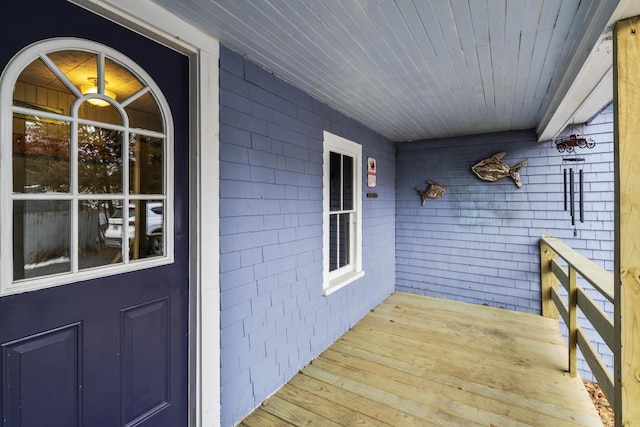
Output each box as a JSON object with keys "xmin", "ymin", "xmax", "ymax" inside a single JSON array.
[
  {"xmin": 366, "ymin": 306, "xmax": 566, "ymax": 361},
  {"xmin": 353, "ymin": 315, "xmax": 569, "ymax": 378},
  {"xmin": 313, "ymin": 352, "xmax": 535, "ymax": 427},
  {"xmin": 288, "ymin": 374, "xmax": 416, "ymax": 426},
  {"xmin": 239, "ymin": 408, "xmax": 296, "ymax": 427},
  {"xmin": 324, "ymin": 343, "xmax": 599, "ymax": 426},
  {"xmin": 390, "ymin": 291, "xmax": 561, "ymax": 335},
  {"xmin": 363, "ymin": 295, "xmax": 569, "ymax": 367},
  {"xmin": 302, "ymin": 363, "xmax": 481, "ymax": 427},
  {"xmin": 257, "ymin": 394, "xmax": 343, "ymax": 427},
  {"xmin": 351, "ymin": 311, "xmax": 593, "ymax": 405},
  {"xmin": 274, "ymin": 382, "xmax": 386, "ymax": 426},
  {"xmin": 240, "ymin": 292, "xmax": 602, "ymax": 426},
  {"xmin": 384, "ymin": 293, "xmax": 563, "ymax": 345},
  {"xmin": 338, "ymin": 325, "xmax": 595, "ymax": 409}
]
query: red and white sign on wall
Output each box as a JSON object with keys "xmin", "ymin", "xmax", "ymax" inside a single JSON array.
[{"xmin": 367, "ymin": 156, "xmax": 377, "ymax": 188}]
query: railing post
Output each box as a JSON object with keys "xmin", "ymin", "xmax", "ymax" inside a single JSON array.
[
  {"xmin": 540, "ymin": 238, "xmax": 558, "ymax": 319},
  {"xmin": 614, "ymin": 15, "xmax": 640, "ymax": 427},
  {"xmin": 568, "ymin": 266, "xmax": 577, "ymax": 377}
]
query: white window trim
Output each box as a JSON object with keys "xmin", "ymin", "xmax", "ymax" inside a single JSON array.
[
  {"xmin": 323, "ymin": 131, "xmax": 364, "ymax": 295},
  {"xmin": 0, "ymin": 38, "xmax": 174, "ymax": 295}
]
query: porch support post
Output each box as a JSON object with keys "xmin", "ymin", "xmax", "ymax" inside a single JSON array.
[
  {"xmin": 540, "ymin": 238, "xmax": 559, "ymax": 320},
  {"xmin": 613, "ymin": 15, "xmax": 640, "ymax": 427}
]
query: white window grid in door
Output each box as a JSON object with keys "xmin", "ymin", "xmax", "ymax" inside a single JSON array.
[{"xmin": 0, "ymin": 38, "xmax": 175, "ymax": 296}]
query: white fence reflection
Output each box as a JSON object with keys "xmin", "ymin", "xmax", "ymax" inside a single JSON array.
[{"xmin": 22, "ymin": 210, "xmax": 99, "ymax": 264}]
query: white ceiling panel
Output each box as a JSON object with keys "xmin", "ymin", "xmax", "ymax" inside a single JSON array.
[{"xmin": 150, "ymin": 0, "xmax": 629, "ymax": 142}]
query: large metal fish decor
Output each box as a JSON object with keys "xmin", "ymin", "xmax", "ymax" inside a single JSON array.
[{"xmin": 471, "ymin": 152, "xmax": 528, "ymax": 188}]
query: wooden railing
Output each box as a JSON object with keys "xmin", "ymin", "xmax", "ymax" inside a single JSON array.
[{"xmin": 539, "ymin": 235, "xmax": 615, "ymax": 408}]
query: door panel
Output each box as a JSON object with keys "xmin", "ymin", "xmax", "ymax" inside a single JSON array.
[
  {"xmin": 121, "ymin": 298, "xmax": 170, "ymax": 425},
  {"xmin": 2, "ymin": 324, "xmax": 81, "ymax": 427},
  {"xmin": 0, "ymin": 1, "xmax": 190, "ymax": 426}
]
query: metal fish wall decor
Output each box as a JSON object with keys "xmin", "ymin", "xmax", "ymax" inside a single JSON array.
[{"xmin": 415, "ymin": 180, "xmax": 446, "ymax": 206}]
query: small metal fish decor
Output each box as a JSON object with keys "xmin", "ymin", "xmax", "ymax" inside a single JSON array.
[
  {"xmin": 471, "ymin": 152, "xmax": 528, "ymax": 188},
  {"xmin": 415, "ymin": 181, "xmax": 446, "ymax": 206}
]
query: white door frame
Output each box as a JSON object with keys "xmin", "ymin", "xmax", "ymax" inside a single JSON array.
[{"xmin": 69, "ymin": 1, "xmax": 220, "ymax": 425}]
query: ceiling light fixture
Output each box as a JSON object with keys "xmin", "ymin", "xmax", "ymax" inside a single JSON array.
[{"xmin": 81, "ymin": 77, "xmax": 116, "ymax": 107}]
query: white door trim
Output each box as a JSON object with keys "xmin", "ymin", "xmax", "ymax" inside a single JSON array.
[{"xmin": 68, "ymin": 1, "xmax": 220, "ymax": 425}]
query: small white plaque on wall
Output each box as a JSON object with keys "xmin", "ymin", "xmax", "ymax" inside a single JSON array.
[{"xmin": 367, "ymin": 156, "xmax": 376, "ymax": 188}]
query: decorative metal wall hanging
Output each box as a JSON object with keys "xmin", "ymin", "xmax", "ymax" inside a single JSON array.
[
  {"xmin": 415, "ymin": 180, "xmax": 446, "ymax": 206},
  {"xmin": 554, "ymin": 125, "xmax": 596, "ymax": 153},
  {"xmin": 471, "ymin": 152, "xmax": 528, "ymax": 188},
  {"xmin": 556, "ymin": 123, "xmax": 594, "ymax": 236}
]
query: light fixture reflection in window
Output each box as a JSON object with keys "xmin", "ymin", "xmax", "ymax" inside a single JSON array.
[{"xmin": 80, "ymin": 77, "xmax": 116, "ymax": 107}]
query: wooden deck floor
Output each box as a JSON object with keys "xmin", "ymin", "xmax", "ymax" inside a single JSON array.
[{"xmin": 240, "ymin": 292, "xmax": 602, "ymax": 426}]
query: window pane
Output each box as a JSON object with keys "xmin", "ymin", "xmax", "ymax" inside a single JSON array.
[
  {"xmin": 342, "ymin": 155, "xmax": 353, "ymax": 211},
  {"xmin": 49, "ymin": 50, "xmax": 115, "ymax": 119},
  {"xmin": 13, "ymin": 200, "xmax": 71, "ymax": 280},
  {"xmin": 330, "ymin": 151, "xmax": 341, "ymax": 211},
  {"xmin": 13, "ymin": 116, "xmax": 70, "ymax": 193},
  {"xmin": 105, "ymin": 56, "xmax": 143, "ymax": 103},
  {"xmin": 329, "ymin": 214, "xmax": 337, "ymax": 271},
  {"xmin": 129, "ymin": 135, "xmax": 164, "ymax": 195},
  {"xmin": 78, "ymin": 125, "xmax": 123, "ymax": 194},
  {"xmin": 15, "ymin": 57, "xmax": 75, "ymax": 115},
  {"xmin": 126, "ymin": 91, "xmax": 164, "ymax": 132},
  {"xmin": 103, "ymin": 199, "xmax": 126, "ymax": 255},
  {"xmin": 339, "ymin": 213, "xmax": 350, "ymax": 268},
  {"xmin": 103, "ymin": 200, "xmax": 163, "ymax": 261},
  {"xmin": 129, "ymin": 200, "xmax": 165, "ymax": 260},
  {"xmin": 48, "ymin": 49, "xmax": 97, "ymax": 97},
  {"xmin": 78, "ymin": 102, "xmax": 122, "ymax": 126},
  {"xmin": 79, "ymin": 200, "xmax": 121, "ymax": 270}
]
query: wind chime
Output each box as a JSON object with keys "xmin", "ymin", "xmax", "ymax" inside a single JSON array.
[
  {"xmin": 563, "ymin": 158, "xmax": 584, "ymax": 236},
  {"xmin": 555, "ymin": 125, "xmax": 595, "ymax": 236}
]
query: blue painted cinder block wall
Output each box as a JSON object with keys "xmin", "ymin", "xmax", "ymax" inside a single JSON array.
[
  {"xmin": 219, "ymin": 46, "xmax": 396, "ymax": 426},
  {"xmin": 395, "ymin": 105, "xmax": 614, "ymax": 379}
]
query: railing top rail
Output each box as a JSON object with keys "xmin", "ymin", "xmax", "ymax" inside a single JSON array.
[{"xmin": 540, "ymin": 235, "xmax": 614, "ymax": 303}]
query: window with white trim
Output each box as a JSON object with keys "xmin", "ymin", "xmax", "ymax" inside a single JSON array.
[
  {"xmin": 0, "ymin": 38, "xmax": 173, "ymax": 295},
  {"xmin": 323, "ymin": 131, "xmax": 363, "ymax": 295}
]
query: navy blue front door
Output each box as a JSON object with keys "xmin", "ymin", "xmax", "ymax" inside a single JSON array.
[{"xmin": 0, "ymin": 1, "xmax": 190, "ymax": 426}]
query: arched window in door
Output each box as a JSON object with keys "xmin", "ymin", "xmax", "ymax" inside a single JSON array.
[{"xmin": 0, "ymin": 38, "xmax": 174, "ymax": 294}]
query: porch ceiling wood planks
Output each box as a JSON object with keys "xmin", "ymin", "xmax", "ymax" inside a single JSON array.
[
  {"xmin": 240, "ymin": 292, "xmax": 602, "ymax": 427},
  {"xmin": 150, "ymin": 0, "xmax": 618, "ymax": 142}
]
